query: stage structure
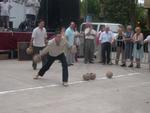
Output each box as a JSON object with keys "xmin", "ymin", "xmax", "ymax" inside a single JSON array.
[
  {"xmin": 37, "ymin": 0, "xmax": 80, "ymax": 31},
  {"xmin": 144, "ymin": 0, "xmax": 150, "ymax": 28}
]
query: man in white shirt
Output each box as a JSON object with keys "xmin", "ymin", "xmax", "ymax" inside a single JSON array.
[
  {"xmin": 33, "ymin": 34, "xmax": 69, "ymax": 87},
  {"xmin": 30, "ymin": 19, "xmax": 47, "ymax": 70},
  {"xmin": 144, "ymin": 35, "xmax": 150, "ymax": 70},
  {"xmin": 0, "ymin": 0, "xmax": 12, "ymax": 29},
  {"xmin": 84, "ymin": 23, "xmax": 96, "ymax": 64}
]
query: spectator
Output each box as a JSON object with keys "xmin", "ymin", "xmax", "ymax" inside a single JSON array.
[
  {"xmin": 65, "ymin": 22, "xmax": 76, "ymax": 66},
  {"xmin": 97, "ymin": 25, "xmax": 105, "ymax": 63},
  {"xmin": 84, "ymin": 23, "xmax": 96, "ymax": 64},
  {"xmin": 132, "ymin": 27, "xmax": 144, "ymax": 68},
  {"xmin": 124, "ymin": 25, "xmax": 134, "ymax": 67},
  {"xmin": 0, "ymin": 0, "xmax": 12, "ymax": 29},
  {"xmin": 144, "ymin": 35, "xmax": 150, "ymax": 70},
  {"xmin": 30, "ymin": 19, "xmax": 48, "ymax": 70},
  {"xmin": 115, "ymin": 28, "xmax": 125, "ymax": 66},
  {"xmin": 74, "ymin": 26, "xmax": 81, "ymax": 62},
  {"xmin": 100, "ymin": 26, "xmax": 114, "ymax": 65}
]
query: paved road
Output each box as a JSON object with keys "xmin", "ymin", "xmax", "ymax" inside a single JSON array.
[{"xmin": 0, "ymin": 59, "xmax": 150, "ymax": 113}]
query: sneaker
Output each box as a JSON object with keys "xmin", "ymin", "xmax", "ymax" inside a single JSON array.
[
  {"xmin": 33, "ymin": 75, "xmax": 40, "ymax": 79},
  {"xmin": 63, "ymin": 82, "xmax": 69, "ymax": 87},
  {"xmin": 89, "ymin": 61, "xmax": 94, "ymax": 64}
]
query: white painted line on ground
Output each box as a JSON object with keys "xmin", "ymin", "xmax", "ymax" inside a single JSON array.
[{"xmin": 0, "ymin": 72, "xmax": 140, "ymax": 95}]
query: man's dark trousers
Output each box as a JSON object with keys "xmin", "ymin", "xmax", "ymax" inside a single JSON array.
[
  {"xmin": 38, "ymin": 53, "xmax": 68, "ymax": 82},
  {"xmin": 101, "ymin": 42, "xmax": 111, "ymax": 64}
]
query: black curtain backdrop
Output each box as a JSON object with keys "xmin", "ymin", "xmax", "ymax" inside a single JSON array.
[{"xmin": 37, "ymin": 0, "xmax": 80, "ymax": 31}]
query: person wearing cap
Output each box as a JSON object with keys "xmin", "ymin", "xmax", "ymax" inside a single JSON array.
[
  {"xmin": 65, "ymin": 22, "xmax": 76, "ymax": 66},
  {"xmin": 33, "ymin": 34, "xmax": 69, "ymax": 87},
  {"xmin": 99, "ymin": 26, "xmax": 114, "ymax": 65},
  {"xmin": 84, "ymin": 23, "xmax": 97, "ymax": 64}
]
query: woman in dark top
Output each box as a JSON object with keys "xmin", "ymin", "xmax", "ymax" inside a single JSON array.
[{"xmin": 115, "ymin": 28, "xmax": 125, "ymax": 65}]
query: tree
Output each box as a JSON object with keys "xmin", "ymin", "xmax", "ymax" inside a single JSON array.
[
  {"xmin": 102, "ymin": 0, "xmax": 137, "ymax": 25},
  {"xmin": 80, "ymin": 0, "xmax": 145, "ymax": 27}
]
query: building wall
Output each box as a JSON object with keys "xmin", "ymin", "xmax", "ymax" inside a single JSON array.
[{"xmin": 144, "ymin": 0, "xmax": 150, "ymax": 8}]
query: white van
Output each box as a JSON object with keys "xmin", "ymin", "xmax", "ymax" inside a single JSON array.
[{"xmin": 80, "ymin": 22, "xmax": 122, "ymax": 33}]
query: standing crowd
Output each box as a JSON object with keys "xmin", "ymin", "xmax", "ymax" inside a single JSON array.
[{"xmin": 30, "ymin": 20, "xmax": 150, "ymax": 86}]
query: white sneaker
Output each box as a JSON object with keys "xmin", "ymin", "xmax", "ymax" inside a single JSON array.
[
  {"xmin": 33, "ymin": 75, "xmax": 40, "ymax": 79},
  {"xmin": 63, "ymin": 82, "xmax": 69, "ymax": 87}
]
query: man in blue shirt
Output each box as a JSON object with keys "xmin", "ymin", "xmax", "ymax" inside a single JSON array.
[
  {"xmin": 99, "ymin": 26, "xmax": 114, "ymax": 64},
  {"xmin": 65, "ymin": 22, "xmax": 76, "ymax": 66}
]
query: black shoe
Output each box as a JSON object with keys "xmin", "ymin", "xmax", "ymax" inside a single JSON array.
[
  {"xmin": 120, "ymin": 64, "xmax": 126, "ymax": 67},
  {"xmin": 98, "ymin": 61, "xmax": 102, "ymax": 63},
  {"xmin": 135, "ymin": 65, "xmax": 140, "ymax": 68},
  {"xmin": 89, "ymin": 61, "xmax": 94, "ymax": 64},
  {"xmin": 84, "ymin": 61, "xmax": 88, "ymax": 64},
  {"xmin": 128, "ymin": 64, "xmax": 133, "ymax": 67},
  {"xmin": 33, "ymin": 66, "xmax": 37, "ymax": 70},
  {"xmin": 68, "ymin": 64, "xmax": 73, "ymax": 66}
]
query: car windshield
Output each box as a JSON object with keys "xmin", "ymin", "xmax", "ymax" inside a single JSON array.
[{"xmin": 108, "ymin": 25, "xmax": 119, "ymax": 33}]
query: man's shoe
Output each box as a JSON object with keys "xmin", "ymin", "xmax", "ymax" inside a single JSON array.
[
  {"xmin": 128, "ymin": 64, "xmax": 133, "ymax": 67},
  {"xmin": 63, "ymin": 82, "xmax": 69, "ymax": 87},
  {"xmin": 33, "ymin": 75, "xmax": 40, "ymax": 79},
  {"xmin": 135, "ymin": 65, "xmax": 140, "ymax": 68},
  {"xmin": 120, "ymin": 64, "xmax": 126, "ymax": 67},
  {"xmin": 89, "ymin": 61, "xmax": 94, "ymax": 64}
]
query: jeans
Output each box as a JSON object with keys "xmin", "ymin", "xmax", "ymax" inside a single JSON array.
[{"xmin": 38, "ymin": 53, "xmax": 68, "ymax": 82}]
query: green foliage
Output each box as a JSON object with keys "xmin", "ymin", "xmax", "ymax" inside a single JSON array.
[
  {"xmin": 103, "ymin": 0, "xmax": 136, "ymax": 25},
  {"xmin": 80, "ymin": 0, "xmax": 146, "ymax": 28}
]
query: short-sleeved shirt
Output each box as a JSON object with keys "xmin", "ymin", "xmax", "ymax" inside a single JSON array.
[
  {"xmin": 0, "ymin": 2, "xmax": 12, "ymax": 16},
  {"xmin": 65, "ymin": 27, "xmax": 75, "ymax": 47},
  {"xmin": 84, "ymin": 28, "xmax": 97, "ymax": 40},
  {"xmin": 99, "ymin": 31, "xmax": 113, "ymax": 44},
  {"xmin": 32, "ymin": 27, "xmax": 47, "ymax": 47},
  {"xmin": 25, "ymin": 0, "xmax": 40, "ymax": 15},
  {"xmin": 144, "ymin": 35, "xmax": 150, "ymax": 52},
  {"xmin": 47, "ymin": 37, "xmax": 67, "ymax": 57}
]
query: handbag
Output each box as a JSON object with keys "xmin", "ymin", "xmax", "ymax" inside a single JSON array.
[{"xmin": 136, "ymin": 43, "xmax": 142, "ymax": 50}]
